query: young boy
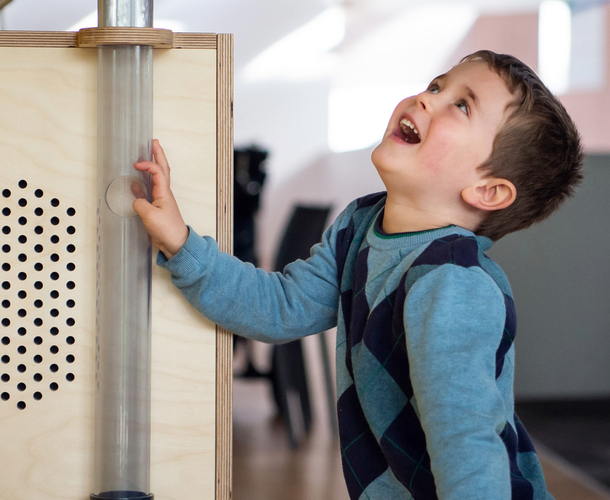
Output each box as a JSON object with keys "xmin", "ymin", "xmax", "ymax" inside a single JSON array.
[{"xmin": 133, "ymin": 50, "xmax": 583, "ymax": 499}]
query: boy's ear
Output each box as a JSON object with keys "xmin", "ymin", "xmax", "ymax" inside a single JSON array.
[{"xmin": 461, "ymin": 177, "xmax": 516, "ymax": 212}]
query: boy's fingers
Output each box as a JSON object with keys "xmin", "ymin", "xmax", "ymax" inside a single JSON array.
[
  {"xmin": 152, "ymin": 139, "xmax": 171, "ymax": 176},
  {"xmin": 135, "ymin": 159, "xmax": 171, "ymax": 200}
]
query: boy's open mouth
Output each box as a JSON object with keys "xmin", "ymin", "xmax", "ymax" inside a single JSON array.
[{"xmin": 399, "ymin": 118, "xmax": 421, "ymax": 144}]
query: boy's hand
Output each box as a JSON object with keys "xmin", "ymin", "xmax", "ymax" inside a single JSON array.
[{"xmin": 133, "ymin": 139, "xmax": 189, "ymax": 260}]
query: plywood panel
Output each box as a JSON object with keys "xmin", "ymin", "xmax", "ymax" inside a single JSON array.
[{"xmin": 0, "ymin": 39, "xmax": 224, "ymax": 499}]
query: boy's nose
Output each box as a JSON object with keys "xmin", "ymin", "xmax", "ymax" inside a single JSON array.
[{"xmin": 415, "ymin": 91, "xmax": 429, "ymax": 111}]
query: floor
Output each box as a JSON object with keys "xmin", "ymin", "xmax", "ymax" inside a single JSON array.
[{"xmin": 233, "ymin": 377, "xmax": 610, "ymax": 500}]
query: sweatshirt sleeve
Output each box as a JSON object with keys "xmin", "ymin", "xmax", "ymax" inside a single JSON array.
[
  {"xmin": 404, "ymin": 264, "xmax": 511, "ymax": 500},
  {"xmin": 156, "ymin": 208, "xmax": 351, "ymax": 343}
]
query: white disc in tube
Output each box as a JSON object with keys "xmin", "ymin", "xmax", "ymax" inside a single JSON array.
[{"xmin": 105, "ymin": 175, "xmax": 148, "ymax": 218}]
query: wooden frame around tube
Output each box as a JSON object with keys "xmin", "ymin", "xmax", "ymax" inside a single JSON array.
[{"xmin": 0, "ymin": 31, "xmax": 233, "ymax": 500}]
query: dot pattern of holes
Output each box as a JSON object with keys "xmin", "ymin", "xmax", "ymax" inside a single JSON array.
[{"xmin": 1, "ymin": 180, "xmax": 77, "ymax": 411}]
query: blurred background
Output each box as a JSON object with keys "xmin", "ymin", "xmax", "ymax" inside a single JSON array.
[{"xmin": 3, "ymin": 0, "xmax": 610, "ymax": 498}]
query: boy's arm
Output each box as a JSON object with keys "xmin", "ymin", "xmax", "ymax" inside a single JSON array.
[
  {"xmin": 133, "ymin": 140, "xmax": 342, "ymax": 342},
  {"xmin": 404, "ymin": 264, "xmax": 511, "ymax": 499},
  {"xmin": 159, "ymin": 224, "xmax": 341, "ymax": 343}
]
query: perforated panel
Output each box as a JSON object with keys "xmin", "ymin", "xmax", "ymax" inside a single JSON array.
[{"xmin": 1, "ymin": 179, "xmax": 79, "ymax": 411}]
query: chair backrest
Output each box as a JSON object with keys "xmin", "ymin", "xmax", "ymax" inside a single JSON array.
[{"xmin": 273, "ymin": 205, "xmax": 331, "ymax": 272}]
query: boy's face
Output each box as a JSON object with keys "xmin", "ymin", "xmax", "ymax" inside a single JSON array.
[{"xmin": 371, "ymin": 61, "xmax": 514, "ymax": 213}]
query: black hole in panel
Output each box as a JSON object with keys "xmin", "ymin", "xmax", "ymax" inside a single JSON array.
[
  {"xmin": 50, "ymin": 382, "xmax": 58, "ymax": 391},
  {"xmin": 18, "ymin": 180, "xmax": 27, "ymax": 189},
  {"xmin": 34, "ymin": 300, "xmax": 43, "ymax": 308},
  {"xmin": 66, "ymin": 336, "xmax": 75, "ymax": 345},
  {"xmin": 33, "ymin": 392, "xmax": 42, "ymax": 401},
  {"xmin": 1, "ymin": 318, "xmax": 9, "ymax": 327},
  {"xmin": 1, "ymin": 300, "xmax": 9, "ymax": 308},
  {"xmin": 2, "ymin": 189, "xmax": 10, "ymax": 198},
  {"xmin": 50, "ymin": 327, "xmax": 59, "ymax": 336},
  {"xmin": 1, "ymin": 392, "xmax": 9, "ymax": 401},
  {"xmin": 33, "ymin": 318, "xmax": 43, "ymax": 327},
  {"xmin": 2, "ymin": 245, "xmax": 10, "ymax": 253},
  {"xmin": 34, "ymin": 226, "xmax": 43, "ymax": 235},
  {"xmin": 35, "ymin": 245, "xmax": 43, "ymax": 253},
  {"xmin": 67, "ymin": 244, "xmax": 75, "ymax": 253},
  {"xmin": 18, "ymin": 272, "xmax": 26, "ymax": 281},
  {"xmin": 34, "ymin": 281, "xmax": 43, "ymax": 290},
  {"xmin": 18, "ymin": 217, "xmax": 27, "ymax": 226},
  {"xmin": 34, "ymin": 207, "xmax": 43, "ymax": 216},
  {"xmin": 50, "ymin": 217, "xmax": 59, "ymax": 226},
  {"xmin": 51, "ymin": 290, "xmax": 59, "ymax": 299},
  {"xmin": 17, "ymin": 364, "xmax": 26, "ymax": 373},
  {"xmin": 1, "ymin": 355, "xmax": 9, "ymax": 363},
  {"xmin": 17, "ymin": 291, "xmax": 26, "ymax": 299},
  {"xmin": 50, "ymin": 345, "xmax": 59, "ymax": 354},
  {"xmin": 33, "ymin": 355, "xmax": 42, "ymax": 363},
  {"xmin": 50, "ymin": 254, "xmax": 59, "ymax": 262},
  {"xmin": 33, "ymin": 373, "xmax": 42, "ymax": 382},
  {"xmin": 66, "ymin": 318, "xmax": 75, "ymax": 327},
  {"xmin": 2, "ymin": 263, "xmax": 10, "ymax": 271},
  {"xmin": 66, "ymin": 373, "xmax": 75, "ymax": 382},
  {"xmin": 67, "ymin": 207, "xmax": 75, "ymax": 216},
  {"xmin": 66, "ymin": 354, "xmax": 74, "ymax": 363},
  {"xmin": 50, "ymin": 364, "xmax": 58, "ymax": 373},
  {"xmin": 66, "ymin": 263, "xmax": 75, "ymax": 271},
  {"xmin": 17, "ymin": 382, "xmax": 25, "ymax": 391},
  {"xmin": 66, "ymin": 226, "xmax": 75, "ymax": 235},
  {"xmin": 17, "ymin": 346, "xmax": 26, "ymax": 354},
  {"xmin": 1, "ymin": 337, "xmax": 8, "ymax": 345},
  {"xmin": 34, "ymin": 263, "xmax": 43, "ymax": 271},
  {"xmin": 2, "ymin": 208, "xmax": 10, "ymax": 216},
  {"xmin": 17, "ymin": 327, "xmax": 26, "ymax": 336},
  {"xmin": 66, "ymin": 299, "xmax": 75, "ymax": 308},
  {"xmin": 2, "ymin": 227, "xmax": 10, "ymax": 235},
  {"xmin": 17, "ymin": 401, "xmax": 25, "ymax": 410},
  {"xmin": 34, "ymin": 336, "xmax": 42, "ymax": 345},
  {"xmin": 35, "ymin": 189, "xmax": 43, "ymax": 198},
  {"xmin": 1, "ymin": 373, "xmax": 9, "ymax": 382},
  {"xmin": 50, "ymin": 309, "xmax": 59, "ymax": 318},
  {"xmin": 18, "ymin": 254, "xmax": 26, "ymax": 262},
  {"xmin": 66, "ymin": 281, "xmax": 75, "ymax": 290},
  {"xmin": 50, "ymin": 272, "xmax": 59, "ymax": 281},
  {"xmin": 17, "ymin": 309, "xmax": 26, "ymax": 318},
  {"xmin": 51, "ymin": 199, "xmax": 59, "ymax": 207},
  {"xmin": 18, "ymin": 235, "xmax": 26, "ymax": 244},
  {"xmin": 50, "ymin": 235, "xmax": 59, "ymax": 244},
  {"xmin": 18, "ymin": 199, "xmax": 27, "ymax": 207},
  {"xmin": 2, "ymin": 281, "xmax": 10, "ymax": 290}
]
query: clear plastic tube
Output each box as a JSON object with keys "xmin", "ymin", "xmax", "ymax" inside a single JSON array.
[{"xmin": 92, "ymin": 1, "xmax": 154, "ymax": 498}]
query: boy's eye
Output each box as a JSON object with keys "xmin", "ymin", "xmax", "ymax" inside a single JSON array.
[
  {"xmin": 427, "ymin": 83, "xmax": 440, "ymax": 94},
  {"xmin": 456, "ymin": 100, "xmax": 469, "ymax": 115}
]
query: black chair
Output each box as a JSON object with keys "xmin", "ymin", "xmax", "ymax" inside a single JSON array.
[{"xmin": 270, "ymin": 205, "xmax": 335, "ymax": 448}]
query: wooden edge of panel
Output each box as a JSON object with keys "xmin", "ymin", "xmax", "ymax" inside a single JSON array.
[
  {"xmin": 0, "ymin": 31, "xmax": 79, "ymax": 47},
  {"xmin": 0, "ymin": 31, "xmax": 216, "ymax": 49},
  {"xmin": 77, "ymin": 27, "xmax": 173, "ymax": 48},
  {"xmin": 215, "ymin": 33, "xmax": 234, "ymax": 500},
  {"xmin": 173, "ymin": 33, "xmax": 217, "ymax": 49}
]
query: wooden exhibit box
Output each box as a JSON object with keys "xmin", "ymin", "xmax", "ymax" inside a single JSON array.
[{"xmin": 0, "ymin": 31, "xmax": 233, "ymax": 500}]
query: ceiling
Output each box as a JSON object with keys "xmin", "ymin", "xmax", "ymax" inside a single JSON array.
[{"xmin": 1, "ymin": 0, "xmax": 547, "ymax": 72}]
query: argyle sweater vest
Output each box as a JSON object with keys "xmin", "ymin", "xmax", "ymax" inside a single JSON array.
[{"xmin": 333, "ymin": 192, "xmax": 550, "ymax": 500}]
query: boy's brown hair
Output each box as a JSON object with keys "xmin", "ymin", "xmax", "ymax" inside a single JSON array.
[{"xmin": 461, "ymin": 50, "xmax": 584, "ymax": 241}]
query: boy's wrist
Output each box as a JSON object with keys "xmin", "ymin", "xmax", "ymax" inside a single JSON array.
[{"xmin": 160, "ymin": 225, "xmax": 189, "ymax": 260}]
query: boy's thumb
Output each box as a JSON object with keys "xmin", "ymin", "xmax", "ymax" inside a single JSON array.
[{"xmin": 133, "ymin": 197, "xmax": 154, "ymax": 219}]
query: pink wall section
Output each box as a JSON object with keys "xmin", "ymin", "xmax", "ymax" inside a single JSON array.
[{"xmin": 448, "ymin": 13, "xmax": 539, "ymax": 72}]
